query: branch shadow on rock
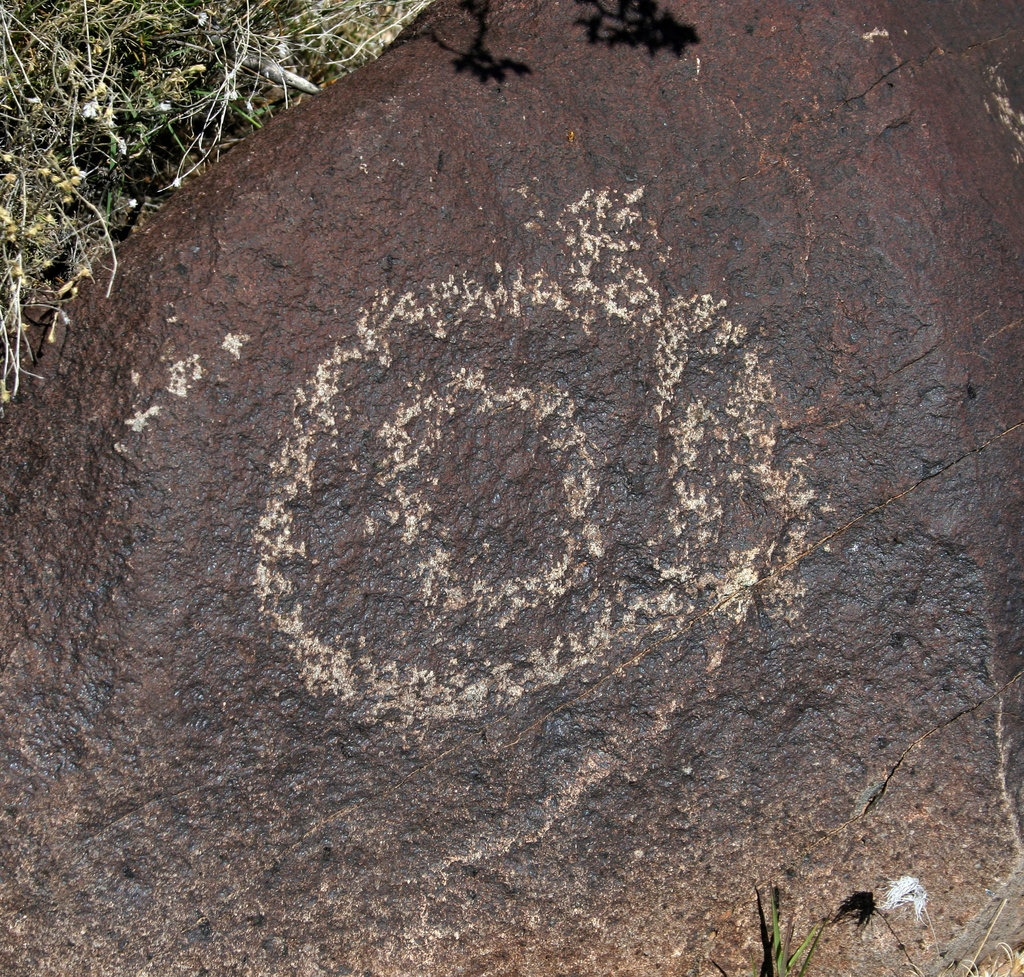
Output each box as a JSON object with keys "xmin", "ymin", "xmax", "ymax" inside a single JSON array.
[
  {"xmin": 575, "ymin": 0, "xmax": 700, "ymax": 56},
  {"xmin": 432, "ymin": 0, "xmax": 531, "ymax": 83}
]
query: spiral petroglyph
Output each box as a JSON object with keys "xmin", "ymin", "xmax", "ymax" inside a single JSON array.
[{"xmin": 253, "ymin": 187, "xmax": 816, "ymax": 723}]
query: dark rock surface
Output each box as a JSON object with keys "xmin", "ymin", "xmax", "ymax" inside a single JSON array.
[{"xmin": 2, "ymin": 1, "xmax": 1024, "ymax": 974}]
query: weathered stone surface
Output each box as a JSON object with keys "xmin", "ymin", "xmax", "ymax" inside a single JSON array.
[{"xmin": 2, "ymin": 1, "xmax": 1024, "ymax": 974}]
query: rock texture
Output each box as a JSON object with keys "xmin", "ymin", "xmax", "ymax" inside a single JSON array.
[{"xmin": 2, "ymin": 1, "xmax": 1024, "ymax": 974}]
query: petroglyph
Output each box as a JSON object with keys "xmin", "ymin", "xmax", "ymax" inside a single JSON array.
[
  {"xmin": 221, "ymin": 332, "xmax": 252, "ymax": 358},
  {"xmin": 254, "ymin": 187, "xmax": 816, "ymax": 724},
  {"xmin": 125, "ymin": 404, "xmax": 162, "ymax": 432},
  {"xmin": 167, "ymin": 354, "xmax": 203, "ymax": 398},
  {"xmin": 118, "ymin": 338, "xmax": 259, "ymax": 444}
]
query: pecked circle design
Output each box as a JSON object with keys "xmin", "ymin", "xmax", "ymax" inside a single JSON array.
[
  {"xmin": 254, "ymin": 186, "xmax": 818, "ymax": 724},
  {"xmin": 373, "ymin": 369, "xmax": 602, "ymax": 630}
]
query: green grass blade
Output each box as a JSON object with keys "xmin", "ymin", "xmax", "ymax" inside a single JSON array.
[{"xmin": 791, "ymin": 922, "xmax": 825, "ymax": 977}]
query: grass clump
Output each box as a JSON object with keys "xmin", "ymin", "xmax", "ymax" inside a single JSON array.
[
  {"xmin": 751, "ymin": 886, "xmax": 826, "ymax": 977},
  {"xmin": 0, "ymin": 0, "xmax": 435, "ymax": 404},
  {"xmin": 740, "ymin": 883, "xmax": 1024, "ymax": 977},
  {"xmin": 944, "ymin": 900, "xmax": 1024, "ymax": 977},
  {"xmin": 962, "ymin": 945, "xmax": 1024, "ymax": 977}
]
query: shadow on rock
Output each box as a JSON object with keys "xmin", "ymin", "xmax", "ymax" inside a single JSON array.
[
  {"xmin": 433, "ymin": 0, "xmax": 532, "ymax": 82},
  {"xmin": 575, "ymin": 0, "xmax": 699, "ymax": 56}
]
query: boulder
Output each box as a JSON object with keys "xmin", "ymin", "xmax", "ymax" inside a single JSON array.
[{"xmin": 2, "ymin": 0, "xmax": 1023, "ymax": 974}]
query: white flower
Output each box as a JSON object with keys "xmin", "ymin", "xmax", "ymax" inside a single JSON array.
[
  {"xmin": 157, "ymin": 102, "xmax": 172, "ymax": 112},
  {"xmin": 82, "ymin": 100, "xmax": 100, "ymax": 119},
  {"xmin": 880, "ymin": 876, "xmax": 928, "ymax": 920}
]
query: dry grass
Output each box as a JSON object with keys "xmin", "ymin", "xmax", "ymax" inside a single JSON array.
[
  {"xmin": 968, "ymin": 945, "xmax": 1024, "ymax": 977},
  {"xmin": 0, "ymin": 0, "xmax": 435, "ymax": 404},
  {"xmin": 944, "ymin": 900, "xmax": 1024, "ymax": 977}
]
